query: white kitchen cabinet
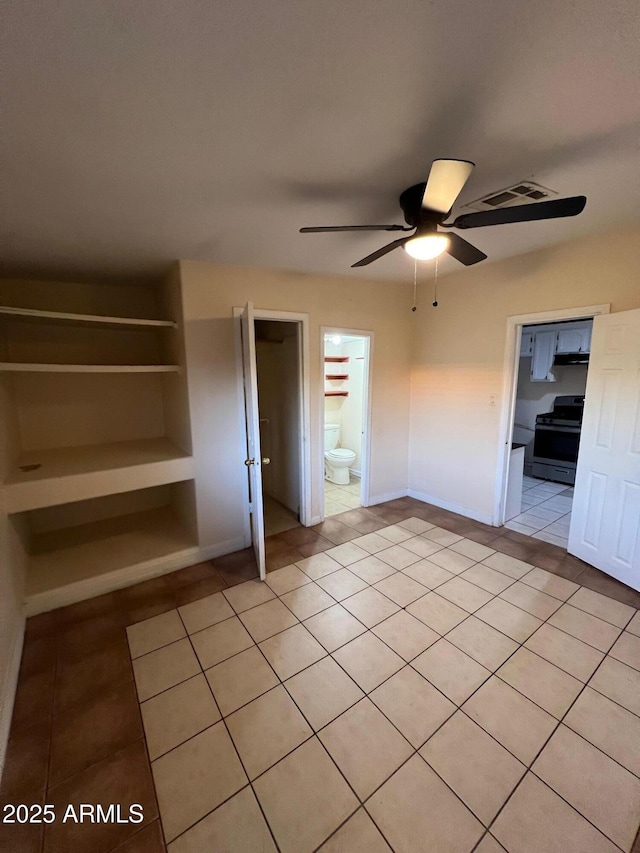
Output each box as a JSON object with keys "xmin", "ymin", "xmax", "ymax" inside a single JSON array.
[
  {"xmin": 556, "ymin": 325, "xmax": 591, "ymax": 353},
  {"xmin": 531, "ymin": 330, "xmax": 556, "ymax": 382},
  {"xmin": 520, "ymin": 331, "xmax": 534, "ymax": 357}
]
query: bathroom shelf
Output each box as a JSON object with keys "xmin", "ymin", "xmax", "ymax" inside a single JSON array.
[
  {"xmin": 325, "ymin": 374, "xmax": 349, "ymax": 380},
  {"xmin": 0, "ymin": 362, "xmax": 180, "ymax": 373},
  {"xmin": 0, "ymin": 305, "xmax": 176, "ymax": 329},
  {"xmin": 324, "ymin": 356, "xmax": 349, "ymax": 363},
  {"xmin": 325, "ymin": 391, "xmax": 349, "ymax": 397}
]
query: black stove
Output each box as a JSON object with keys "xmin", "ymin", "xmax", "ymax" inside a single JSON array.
[
  {"xmin": 533, "ymin": 395, "xmax": 585, "ymax": 485},
  {"xmin": 536, "ymin": 395, "xmax": 585, "ymax": 427}
]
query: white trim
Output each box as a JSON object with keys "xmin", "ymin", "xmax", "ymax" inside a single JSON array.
[
  {"xmin": 24, "ymin": 537, "xmax": 246, "ymax": 617},
  {"xmin": 321, "ymin": 327, "xmax": 374, "ymax": 514},
  {"xmin": 0, "ymin": 616, "xmax": 25, "ymax": 780},
  {"xmin": 493, "ymin": 303, "xmax": 611, "ymax": 526},
  {"xmin": 369, "ymin": 489, "xmax": 409, "ymax": 505},
  {"xmin": 408, "ymin": 489, "xmax": 494, "ymax": 525}
]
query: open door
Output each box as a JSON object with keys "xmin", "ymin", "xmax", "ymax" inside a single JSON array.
[
  {"xmin": 568, "ymin": 308, "xmax": 640, "ymax": 590},
  {"xmin": 240, "ymin": 301, "xmax": 266, "ymax": 580}
]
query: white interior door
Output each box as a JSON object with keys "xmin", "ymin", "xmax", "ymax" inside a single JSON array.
[
  {"xmin": 568, "ymin": 308, "xmax": 640, "ymax": 590},
  {"xmin": 240, "ymin": 301, "xmax": 266, "ymax": 580}
]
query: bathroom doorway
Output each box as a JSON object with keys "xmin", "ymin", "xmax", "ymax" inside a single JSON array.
[{"xmin": 321, "ymin": 329, "xmax": 372, "ymax": 518}]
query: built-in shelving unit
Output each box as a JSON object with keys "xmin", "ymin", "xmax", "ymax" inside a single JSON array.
[
  {"xmin": 0, "ymin": 275, "xmax": 198, "ymax": 613},
  {"xmin": 325, "ymin": 374, "xmax": 349, "ymax": 380},
  {"xmin": 25, "ymin": 501, "xmax": 198, "ymax": 613},
  {"xmin": 0, "ymin": 305, "xmax": 177, "ymax": 329},
  {"xmin": 324, "ymin": 356, "xmax": 349, "ymax": 363},
  {"xmin": 4, "ymin": 437, "xmax": 194, "ymax": 513},
  {"xmin": 0, "ymin": 363, "xmax": 180, "ymax": 373},
  {"xmin": 325, "ymin": 390, "xmax": 349, "ymax": 397}
]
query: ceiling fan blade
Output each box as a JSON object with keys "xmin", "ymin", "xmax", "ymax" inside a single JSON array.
[
  {"xmin": 445, "ymin": 232, "xmax": 487, "ymax": 266},
  {"xmin": 351, "ymin": 236, "xmax": 410, "ymax": 267},
  {"xmin": 421, "ymin": 159, "xmax": 475, "ymax": 214},
  {"xmin": 449, "ymin": 195, "xmax": 587, "ymax": 229},
  {"xmin": 300, "ymin": 225, "xmax": 411, "ymax": 233}
]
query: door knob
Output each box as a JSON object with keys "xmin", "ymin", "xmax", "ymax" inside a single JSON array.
[
  {"xmin": 244, "ymin": 458, "xmax": 255, "ymax": 466},
  {"xmin": 262, "ymin": 457, "xmax": 271, "ymax": 465}
]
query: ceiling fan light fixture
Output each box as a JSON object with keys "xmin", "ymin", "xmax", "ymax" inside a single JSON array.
[{"xmin": 404, "ymin": 233, "xmax": 449, "ymax": 260}]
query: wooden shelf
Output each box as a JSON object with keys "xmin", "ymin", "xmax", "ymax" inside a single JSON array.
[
  {"xmin": 324, "ymin": 356, "xmax": 349, "ymax": 363},
  {"xmin": 0, "ymin": 305, "xmax": 176, "ymax": 329},
  {"xmin": 325, "ymin": 391, "xmax": 349, "ymax": 397},
  {"xmin": 25, "ymin": 506, "xmax": 198, "ymax": 612},
  {"xmin": 0, "ymin": 362, "xmax": 180, "ymax": 373},
  {"xmin": 3, "ymin": 437, "xmax": 194, "ymax": 513},
  {"xmin": 326, "ymin": 374, "xmax": 349, "ymax": 380}
]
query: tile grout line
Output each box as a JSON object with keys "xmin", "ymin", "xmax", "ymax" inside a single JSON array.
[
  {"xmin": 473, "ymin": 600, "xmax": 637, "ymax": 852},
  {"xmin": 171, "ymin": 606, "xmax": 284, "ymax": 853},
  {"xmin": 123, "ymin": 519, "xmax": 637, "ymax": 849},
  {"xmin": 138, "ymin": 577, "xmax": 623, "ymax": 847}
]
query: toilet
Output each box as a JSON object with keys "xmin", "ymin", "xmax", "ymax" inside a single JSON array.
[{"xmin": 324, "ymin": 423, "xmax": 356, "ymax": 485}]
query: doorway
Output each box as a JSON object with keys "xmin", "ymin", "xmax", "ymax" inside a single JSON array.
[
  {"xmin": 254, "ymin": 319, "xmax": 302, "ymax": 536},
  {"xmin": 236, "ymin": 304, "xmax": 312, "ymax": 580},
  {"xmin": 495, "ymin": 304, "xmax": 609, "ymax": 536},
  {"xmin": 503, "ymin": 317, "xmax": 593, "ymax": 548},
  {"xmin": 321, "ymin": 329, "xmax": 372, "ymax": 517}
]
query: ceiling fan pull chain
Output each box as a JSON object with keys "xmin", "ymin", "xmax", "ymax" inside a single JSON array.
[
  {"xmin": 412, "ymin": 259, "xmax": 418, "ymax": 312},
  {"xmin": 433, "ymin": 255, "xmax": 439, "ymax": 307}
]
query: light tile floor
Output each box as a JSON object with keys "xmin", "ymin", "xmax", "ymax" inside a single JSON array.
[
  {"xmin": 127, "ymin": 519, "xmax": 640, "ymax": 853},
  {"xmin": 505, "ymin": 475, "xmax": 573, "ymax": 549},
  {"xmin": 324, "ymin": 476, "xmax": 362, "ymax": 517}
]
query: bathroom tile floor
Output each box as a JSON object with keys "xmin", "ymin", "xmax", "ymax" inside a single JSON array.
[
  {"xmin": 4, "ymin": 496, "xmax": 640, "ymax": 853},
  {"xmin": 504, "ymin": 476, "xmax": 573, "ymax": 549},
  {"xmin": 324, "ymin": 477, "xmax": 362, "ymax": 517}
]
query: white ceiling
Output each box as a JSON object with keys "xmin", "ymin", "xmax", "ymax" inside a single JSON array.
[{"xmin": 2, "ymin": 0, "xmax": 639, "ymax": 282}]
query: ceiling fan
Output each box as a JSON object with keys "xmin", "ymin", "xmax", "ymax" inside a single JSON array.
[{"xmin": 300, "ymin": 159, "xmax": 587, "ymax": 268}]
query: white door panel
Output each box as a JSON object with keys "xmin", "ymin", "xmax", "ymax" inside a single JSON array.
[
  {"xmin": 569, "ymin": 309, "xmax": 640, "ymax": 590},
  {"xmin": 240, "ymin": 301, "xmax": 266, "ymax": 580}
]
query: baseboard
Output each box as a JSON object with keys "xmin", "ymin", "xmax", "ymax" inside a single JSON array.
[
  {"xmin": 24, "ymin": 536, "xmax": 248, "ymax": 617},
  {"xmin": 349, "ymin": 469, "xmax": 362, "ymax": 479},
  {"xmin": 196, "ymin": 537, "xmax": 249, "ymax": 563},
  {"xmin": 367, "ymin": 489, "xmax": 409, "ymax": 506},
  {"xmin": 0, "ymin": 615, "xmax": 25, "ymax": 781},
  {"xmin": 407, "ymin": 489, "xmax": 494, "ymax": 525}
]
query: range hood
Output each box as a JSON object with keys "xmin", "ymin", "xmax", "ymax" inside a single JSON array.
[{"xmin": 554, "ymin": 352, "xmax": 590, "ymax": 365}]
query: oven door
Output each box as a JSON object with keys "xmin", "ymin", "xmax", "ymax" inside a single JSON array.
[{"xmin": 533, "ymin": 424, "xmax": 581, "ymax": 467}]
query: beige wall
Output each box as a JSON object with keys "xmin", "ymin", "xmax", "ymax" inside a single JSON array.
[
  {"xmin": 408, "ymin": 224, "xmax": 640, "ymax": 522},
  {"xmin": 339, "ymin": 338, "xmax": 366, "ymax": 473},
  {"xmin": 179, "ymin": 261, "xmax": 413, "ymax": 549}
]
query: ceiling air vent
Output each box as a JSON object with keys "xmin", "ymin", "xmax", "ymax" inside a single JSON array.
[{"xmin": 462, "ymin": 181, "xmax": 558, "ymax": 213}]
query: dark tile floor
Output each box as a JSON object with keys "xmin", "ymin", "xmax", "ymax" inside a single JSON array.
[
  {"xmin": 1, "ymin": 495, "xmax": 639, "ymax": 852},
  {"xmin": 0, "ymin": 554, "xmax": 257, "ymax": 853}
]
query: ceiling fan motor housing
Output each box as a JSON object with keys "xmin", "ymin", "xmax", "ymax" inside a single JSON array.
[{"xmin": 399, "ymin": 183, "xmax": 444, "ymax": 228}]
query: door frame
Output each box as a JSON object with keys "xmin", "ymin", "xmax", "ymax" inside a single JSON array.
[
  {"xmin": 233, "ymin": 306, "xmax": 312, "ymax": 536},
  {"xmin": 320, "ymin": 327, "xmax": 374, "ymax": 515},
  {"xmin": 493, "ymin": 303, "xmax": 610, "ymax": 527}
]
